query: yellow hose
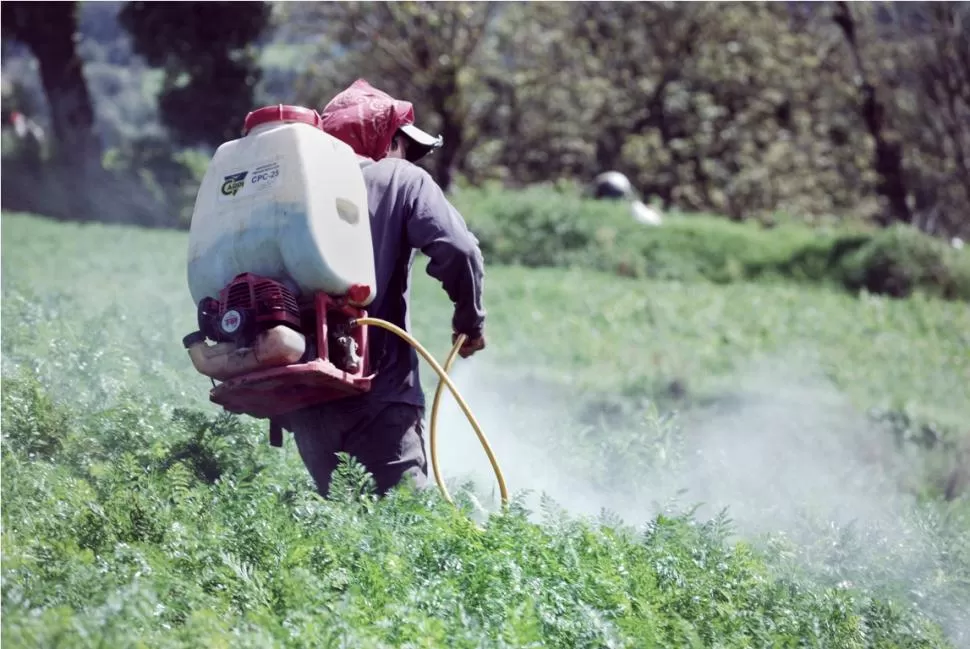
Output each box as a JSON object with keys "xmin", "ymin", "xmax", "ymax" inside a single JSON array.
[
  {"xmin": 430, "ymin": 334, "xmax": 462, "ymax": 506},
  {"xmin": 352, "ymin": 316, "xmax": 510, "ymax": 508}
]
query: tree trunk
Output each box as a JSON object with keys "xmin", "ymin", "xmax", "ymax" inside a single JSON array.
[
  {"xmin": 833, "ymin": 1, "xmax": 912, "ymax": 226},
  {"xmin": 428, "ymin": 78, "xmax": 463, "ymax": 192},
  {"xmin": 3, "ymin": 2, "xmax": 102, "ymax": 170}
]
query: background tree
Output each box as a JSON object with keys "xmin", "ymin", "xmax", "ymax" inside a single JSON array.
[
  {"xmin": 480, "ymin": 2, "xmax": 607, "ymax": 186},
  {"xmin": 832, "ymin": 1, "xmax": 912, "ymax": 227},
  {"xmin": 1, "ymin": 0, "xmax": 966, "ymax": 239},
  {"xmin": 0, "ymin": 1, "xmax": 102, "ymax": 171},
  {"xmin": 907, "ymin": 3, "xmax": 970, "ymax": 238},
  {"xmin": 118, "ymin": 0, "xmax": 271, "ymax": 148},
  {"xmin": 873, "ymin": 2, "xmax": 969, "ymax": 237},
  {"xmin": 287, "ymin": 1, "xmax": 499, "ymax": 191},
  {"xmin": 531, "ymin": 2, "xmax": 877, "ymax": 223}
]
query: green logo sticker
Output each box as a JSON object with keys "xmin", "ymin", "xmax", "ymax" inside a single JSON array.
[{"xmin": 220, "ymin": 172, "xmax": 248, "ymax": 197}]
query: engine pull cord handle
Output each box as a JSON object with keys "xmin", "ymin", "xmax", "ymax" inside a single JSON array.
[{"xmin": 351, "ymin": 317, "xmax": 510, "ymax": 509}]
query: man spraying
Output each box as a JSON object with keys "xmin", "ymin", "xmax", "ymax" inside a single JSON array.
[{"xmin": 277, "ymin": 79, "xmax": 487, "ymax": 498}]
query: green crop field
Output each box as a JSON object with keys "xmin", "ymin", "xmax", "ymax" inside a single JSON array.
[{"xmin": 2, "ymin": 210, "xmax": 969, "ymax": 648}]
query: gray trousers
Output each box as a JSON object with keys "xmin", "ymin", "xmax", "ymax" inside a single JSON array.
[{"xmin": 281, "ymin": 402, "xmax": 428, "ymax": 497}]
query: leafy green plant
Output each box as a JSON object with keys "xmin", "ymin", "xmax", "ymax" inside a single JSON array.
[
  {"xmin": 840, "ymin": 225, "xmax": 970, "ymax": 301},
  {"xmin": 2, "ymin": 210, "xmax": 968, "ymax": 647}
]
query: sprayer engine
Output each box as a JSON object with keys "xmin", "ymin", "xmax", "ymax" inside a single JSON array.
[
  {"xmin": 183, "ymin": 272, "xmax": 374, "ymax": 436},
  {"xmin": 197, "ymin": 273, "xmax": 302, "ymax": 347}
]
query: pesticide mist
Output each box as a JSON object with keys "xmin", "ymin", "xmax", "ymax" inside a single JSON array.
[{"xmin": 430, "ymin": 354, "xmax": 970, "ymax": 646}]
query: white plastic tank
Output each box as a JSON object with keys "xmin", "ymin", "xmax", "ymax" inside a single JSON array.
[{"xmin": 186, "ymin": 105, "xmax": 376, "ymax": 307}]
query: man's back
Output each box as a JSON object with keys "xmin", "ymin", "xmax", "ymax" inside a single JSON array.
[{"xmin": 324, "ymin": 156, "xmax": 486, "ymax": 413}]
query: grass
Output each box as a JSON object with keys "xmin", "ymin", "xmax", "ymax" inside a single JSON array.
[
  {"xmin": 2, "ymin": 210, "xmax": 969, "ymax": 647},
  {"xmin": 449, "ymin": 184, "xmax": 970, "ymax": 301}
]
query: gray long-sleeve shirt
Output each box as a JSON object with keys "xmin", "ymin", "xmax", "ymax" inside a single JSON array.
[{"xmin": 335, "ymin": 156, "xmax": 486, "ymax": 412}]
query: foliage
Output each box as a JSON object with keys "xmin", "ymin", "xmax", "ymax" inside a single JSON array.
[
  {"xmin": 3, "ymin": 208, "xmax": 968, "ymax": 434},
  {"xmin": 286, "ymin": 1, "xmax": 499, "ymax": 192},
  {"xmin": 0, "ymin": 148, "xmax": 204, "ymax": 229},
  {"xmin": 0, "ymin": 358, "xmax": 961, "ymax": 649},
  {"xmin": 4, "ymin": 371, "xmax": 958, "ymax": 648},
  {"xmin": 840, "ymin": 225, "xmax": 970, "ymax": 300},
  {"xmin": 288, "ymin": 1, "xmax": 967, "ymax": 238},
  {"xmin": 101, "ymin": 136, "xmax": 210, "ymax": 227},
  {"xmin": 560, "ymin": 2, "xmax": 876, "ymax": 222},
  {"xmin": 0, "ymin": 0, "xmax": 264, "ymax": 229},
  {"xmin": 447, "ymin": 185, "xmax": 970, "ymax": 301},
  {"xmin": 2, "ymin": 211, "xmax": 970, "ymax": 646},
  {"xmin": 2, "ymin": 1, "xmax": 968, "ymax": 239},
  {"xmin": 833, "ymin": 2, "xmax": 970, "ymax": 238},
  {"xmin": 0, "ymin": 0, "xmax": 101, "ymax": 169},
  {"xmin": 118, "ymin": 0, "xmax": 272, "ymax": 148}
]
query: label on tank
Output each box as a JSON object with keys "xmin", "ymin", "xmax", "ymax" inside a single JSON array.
[{"xmin": 218, "ymin": 158, "xmax": 282, "ymax": 202}]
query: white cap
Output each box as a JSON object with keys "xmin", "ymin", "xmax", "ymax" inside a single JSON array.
[{"xmin": 399, "ymin": 123, "xmax": 443, "ymax": 161}]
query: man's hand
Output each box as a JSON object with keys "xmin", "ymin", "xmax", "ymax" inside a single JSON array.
[{"xmin": 452, "ymin": 332, "xmax": 486, "ymax": 358}]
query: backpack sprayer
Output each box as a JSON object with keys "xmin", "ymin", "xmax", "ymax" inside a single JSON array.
[{"xmin": 180, "ymin": 104, "xmax": 508, "ymax": 508}]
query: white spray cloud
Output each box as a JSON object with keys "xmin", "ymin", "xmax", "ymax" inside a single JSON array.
[{"xmin": 425, "ymin": 354, "xmax": 970, "ymax": 645}]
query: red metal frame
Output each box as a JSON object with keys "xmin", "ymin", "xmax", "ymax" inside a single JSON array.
[{"xmin": 208, "ymin": 289, "xmax": 373, "ymax": 419}]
